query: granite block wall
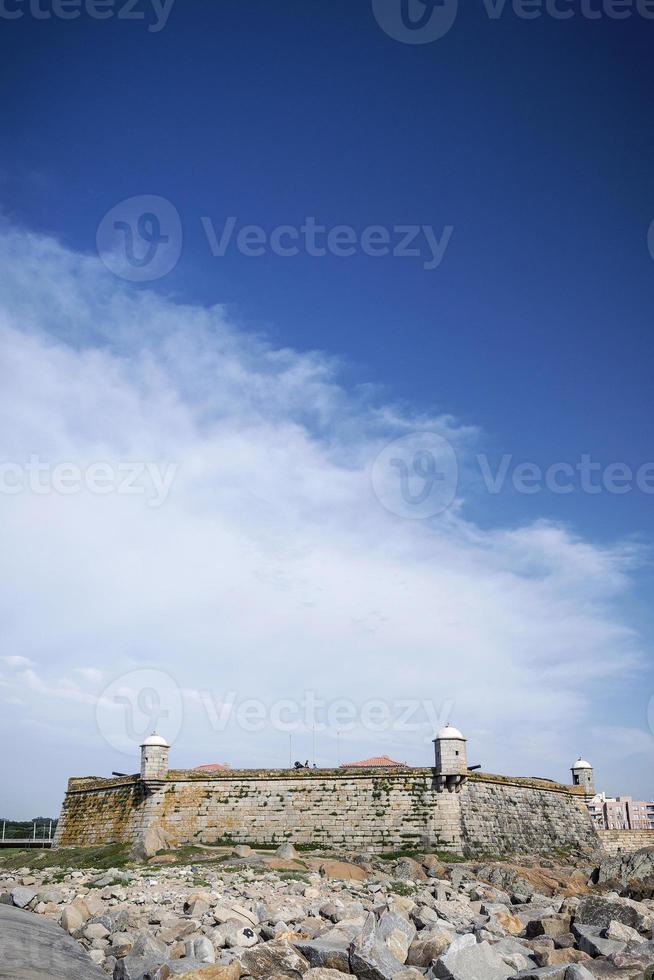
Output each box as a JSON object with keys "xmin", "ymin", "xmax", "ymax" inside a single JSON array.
[{"xmin": 54, "ymin": 768, "xmax": 599, "ymax": 857}]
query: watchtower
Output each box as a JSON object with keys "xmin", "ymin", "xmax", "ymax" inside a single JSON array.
[{"xmin": 433, "ymin": 724, "xmax": 468, "ymax": 792}]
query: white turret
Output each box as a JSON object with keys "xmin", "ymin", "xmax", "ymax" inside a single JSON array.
[
  {"xmin": 571, "ymin": 757, "xmax": 594, "ymax": 797},
  {"xmin": 433, "ymin": 724, "xmax": 468, "ymax": 792},
  {"xmin": 140, "ymin": 733, "xmax": 170, "ymax": 782}
]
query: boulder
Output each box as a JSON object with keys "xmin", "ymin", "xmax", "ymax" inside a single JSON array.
[
  {"xmin": 155, "ymin": 963, "xmax": 241, "ymax": 979},
  {"xmin": 575, "ymin": 894, "xmax": 651, "ymax": 933},
  {"xmin": 61, "ymin": 905, "xmax": 87, "ymax": 934},
  {"xmin": 240, "ymin": 939, "xmax": 310, "ymax": 977},
  {"xmin": 394, "ymin": 858, "xmax": 428, "ymax": 883},
  {"xmin": 430, "ymin": 934, "xmax": 514, "ymax": 980},
  {"xmin": 292, "ymin": 939, "xmax": 350, "ymax": 973},
  {"xmin": 494, "ymin": 910, "xmax": 525, "ymax": 935},
  {"xmin": 303, "ymin": 972, "xmax": 350, "ymax": 980},
  {"xmin": 10, "ymin": 886, "xmax": 37, "ymax": 910},
  {"xmin": 225, "ymin": 925, "xmax": 259, "ymax": 949},
  {"xmin": 0, "ymin": 904, "xmax": 106, "ymax": 980},
  {"xmin": 275, "ymin": 843, "xmax": 300, "ymax": 860},
  {"xmin": 114, "ymin": 931, "xmax": 168, "ymax": 980},
  {"xmin": 605, "ymin": 919, "xmax": 644, "ymax": 943},
  {"xmin": 130, "ymin": 827, "xmax": 168, "ymax": 862},
  {"xmin": 349, "ymin": 912, "xmax": 406, "ymax": 980}
]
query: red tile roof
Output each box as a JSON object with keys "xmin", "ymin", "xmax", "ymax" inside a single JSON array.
[
  {"xmin": 341, "ymin": 755, "xmax": 408, "ymax": 768},
  {"xmin": 194, "ymin": 763, "xmax": 231, "ymax": 771}
]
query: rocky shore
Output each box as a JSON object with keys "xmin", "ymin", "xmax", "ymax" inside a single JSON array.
[{"xmin": 2, "ymin": 844, "xmax": 654, "ymax": 980}]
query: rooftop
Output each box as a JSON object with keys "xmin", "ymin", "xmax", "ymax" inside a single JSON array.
[{"xmin": 340, "ymin": 755, "xmax": 408, "ymax": 769}]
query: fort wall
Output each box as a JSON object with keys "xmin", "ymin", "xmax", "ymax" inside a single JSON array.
[
  {"xmin": 597, "ymin": 829, "xmax": 654, "ymax": 856},
  {"xmin": 54, "ymin": 767, "xmax": 599, "ymax": 857}
]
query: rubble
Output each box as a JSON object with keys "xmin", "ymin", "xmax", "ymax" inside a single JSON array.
[{"xmin": 1, "ymin": 846, "xmax": 654, "ymax": 980}]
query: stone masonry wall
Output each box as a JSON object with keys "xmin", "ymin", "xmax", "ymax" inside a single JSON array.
[
  {"xmin": 598, "ymin": 829, "xmax": 654, "ymax": 856},
  {"xmin": 53, "ymin": 777, "xmax": 147, "ymax": 848},
  {"xmin": 54, "ymin": 767, "xmax": 598, "ymax": 857},
  {"xmin": 459, "ymin": 773, "xmax": 599, "ymax": 856}
]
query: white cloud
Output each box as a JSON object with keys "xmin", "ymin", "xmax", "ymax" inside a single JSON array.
[
  {"xmin": 0, "ymin": 222, "xmax": 650, "ymax": 812},
  {"xmin": 2, "ymin": 655, "xmax": 35, "ymax": 668}
]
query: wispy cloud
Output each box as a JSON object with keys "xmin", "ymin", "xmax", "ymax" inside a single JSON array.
[{"xmin": 0, "ymin": 222, "xmax": 649, "ymax": 811}]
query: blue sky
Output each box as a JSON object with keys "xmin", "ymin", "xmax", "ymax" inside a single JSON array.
[{"xmin": 1, "ymin": 0, "xmax": 653, "ymax": 816}]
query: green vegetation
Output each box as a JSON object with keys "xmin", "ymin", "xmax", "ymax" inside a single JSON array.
[
  {"xmin": 0, "ymin": 843, "xmax": 130, "ymax": 871},
  {"xmin": 389, "ymin": 881, "xmax": 419, "ymax": 896},
  {"xmin": 0, "ymin": 818, "xmax": 57, "ymax": 840}
]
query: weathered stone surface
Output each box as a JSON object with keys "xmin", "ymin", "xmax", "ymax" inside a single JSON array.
[
  {"xmin": 276, "ymin": 843, "xmax": 300, "ymax": 860},
  {"xmin": 303, "ymin": 971, "xmax": 349, "ymax": 980},
  {"xmin": 61, "ymin": 904, "xmax": 87, "ymax": 933},
  {"xmin": 406, "ymin": 929, "xmax": 454, "ymax": 967},
  {"xmin": 240, "ymin": 940, "xmax": 310, "ymax": 978},
  {"xmin": 574, "ymin": 894, "xmax": 650, "ymax": 933},
  {"xmin": 430, "ymin": 935, "xmax": 512, "ymax": 980},
  {"xmin": 293, "ymin": 940, "xmax": 350, "ymax": 973},
  {"xmin": 350, "ymin": 912, "xmax": 406, "ymax": 980},
  {"xmin": 596, "ymin": 847, "xmax": 654, "ymax": 887},
  {"xmin": 0, "ymin": 904, "xmax": 106, "ymax": 980},
  {"xmin": 114, "ymin": 931, "xmax": 168, "ymax": 980},
  {"xmin": 604, "ymin": 919, "xmax": 643, "ymax": 943},
  {"xmin": 494, "ymin": 910, "xmax": 525, "ymax": 935},
  {"xmin": 10, "ymin": 886, "xmax": 37, "ymax": 909}
]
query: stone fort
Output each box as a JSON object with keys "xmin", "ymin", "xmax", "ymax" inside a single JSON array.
[{"xmin": 54, "ymin": 727, "xmax": 604, "ymax": 857}]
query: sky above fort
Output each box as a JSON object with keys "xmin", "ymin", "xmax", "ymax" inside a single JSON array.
[{"xmin": 1, "ymin": 0, "xmax": 654, "ymax": 817}]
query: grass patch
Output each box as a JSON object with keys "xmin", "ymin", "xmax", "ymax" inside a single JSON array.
[
  {"xmin": 389, "ymin": 881, "xmax": 419, "ymax": 896},
  {"xmin": 0, "ymin": 843, "xmax": 131, "ymax": 871}
]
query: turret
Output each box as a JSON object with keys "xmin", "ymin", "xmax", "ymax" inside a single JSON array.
[
  {"xmin": 571, "ymin": 757, "xmax": 595, "ymax": 798},
  {"xmin": 433, "ymin": 725, "xmax": 468, "ymax": 792},
  {"xmin": 140, "ymin": 733, "xmax": 169, "ymax": 783}
]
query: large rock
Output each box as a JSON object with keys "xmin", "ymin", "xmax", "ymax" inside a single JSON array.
[
  {"xmin": 292, "ymin": 939, "xmax": 350, "ymax": 973},
  {"xmin": 406, "ymin": 929, "xmax": 454, "ymax": 968},
  {"xmin": 240, "ymin": 940, "xmax": 310, "ymax": 977},
  {"xmin": 430, "ymin": 934, "xmax": 514, "ymax": 980},
  {"xmin": 131, "ymin": 827, "xmax": 168, "ymax": 862},
  {"xmin": 155, "ymin": 963, "xmax": 241, "ymax": 978},
  {"xmin": 575, "ymin": 894, "xmax": 650, "ymax": 933},
  {"xmin": 596, "ymin": 848, "xmax": 654, "ymax": 889},
  {"xmin": 349, "ymin": 912, "xmax": 406, "ymax": 980},
  {"xmin": 10, "ymin": 886, "xmax": 37, "ymax": 910},
  {"xmin": 114, "ymin": 931, "xmax": 168, "ymax": 980},
  {"xmin": 0, "ymin": 904, "xmax": 106, "ymax": 980},
  {"xmin": 275, "ymin": 843, "xmax": 300, "ymax": 860}
]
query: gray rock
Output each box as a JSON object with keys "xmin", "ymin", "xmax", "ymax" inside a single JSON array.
[
  {"xmin": 225, "ymin": 924, "xmax": 259, "ymax": 949},
  {"xmin": 564, "ymin": 967, "xmax": 595, "ymax": 980},
  {"xmin": 113, "ymin": 931, "xmax": 168, "ymax": 980},
  {"xmin": 0, "ymin": 904, "xmax": 106, "ymax": 980},
  {"xmin": 574, "ymin": 894, "xmax": 650, "ymax": 933},
  {"xmin": 512, "ymin": 969, "xmax": 568, "ymax": 980},
  {"xmin": 275, "ymin": 842, "xmax": 300, "ymax": 859},
  {"xmin": 596, "ymin": 847, "xmax": 654, "ymax": 889},
  {"xmin": 430, "ymin": 935, "xmax": 514, "ymax": 980},
  {"xmin": 240, "ymin": 939, "xmax": 310, "ymax": 977},
  {"xmin": 292, "ymin": 939, "xmax": 350, "ymax": 973},
  {"xmin": 605, "ymin": 919, "xmax": 644, "ymax": 943},
  {"xmin": 349, "ymin": 911, "xmax": 406, "ymax": 980},
  {"xmin": 11, "ymin": 886, "xmax": 37, "ymax": 909}
]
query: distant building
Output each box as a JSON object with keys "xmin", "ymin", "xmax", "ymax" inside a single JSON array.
[
  {"xmin": 587, "ymin": 793, "xmax": 654, "ymax": 830},
  {"xmin": 193, "ymin": 763, "xmax": 231, "ymax": 772},
  {"xmin": 340, "ymin": 755, "xmax": 408, "ymax": 768}
]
